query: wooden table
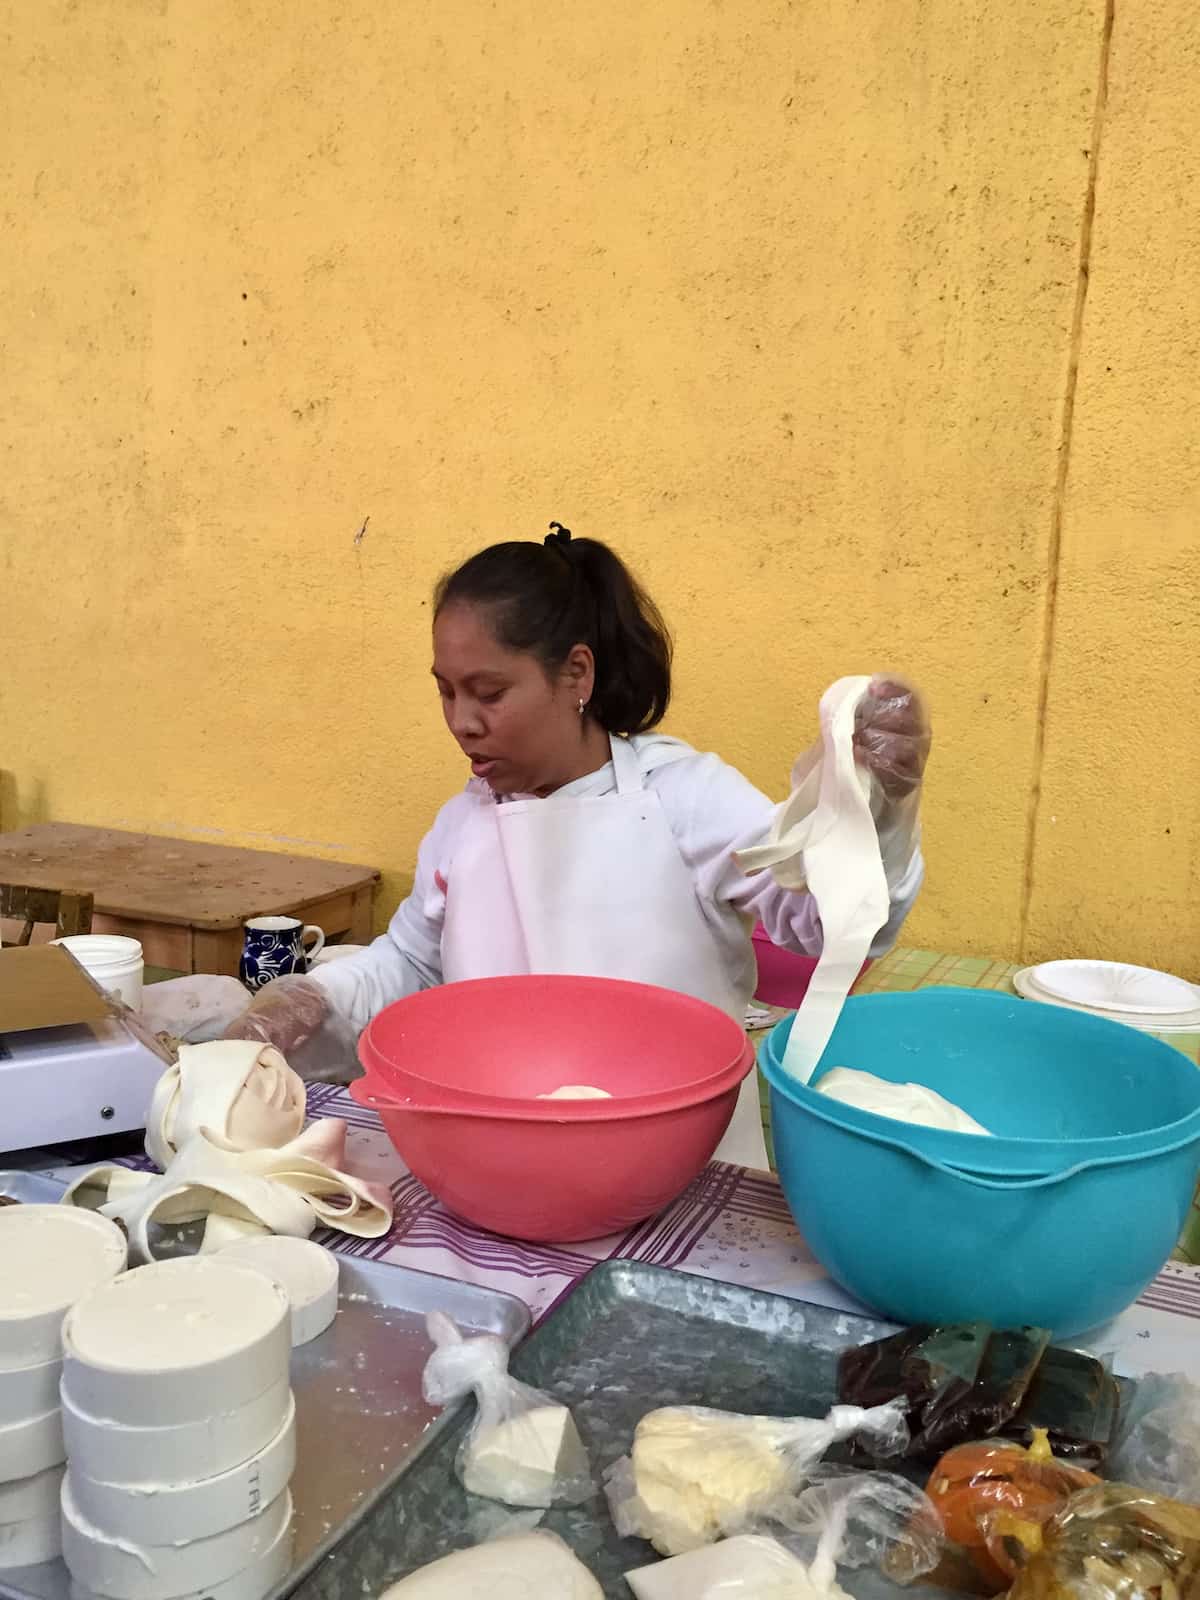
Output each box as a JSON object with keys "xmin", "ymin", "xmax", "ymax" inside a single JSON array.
[{"xmin": 0, "ymin": 823, "xmax": 380, "ymax": 976}]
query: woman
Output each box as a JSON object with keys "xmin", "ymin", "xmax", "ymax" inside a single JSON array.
[{"xmin": 227, "ymin": 525, "xmax": 931, "ymax": 1168}]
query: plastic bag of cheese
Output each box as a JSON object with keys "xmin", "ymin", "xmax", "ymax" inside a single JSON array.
[
  {"xmin": 625, "ymin": 1470, "xmax": 942, "ymax": 1599},
  {"xmin": 604, "ymin": 1399, "xmax": 909, "ymax": 1557},
  {"xmin": 422, "ymin": 1313, "xmax": 592, "ymax": 1509},
  {"xmin": 379, "ymin": 1530, "xmax": 601, "ymax": 1598}
]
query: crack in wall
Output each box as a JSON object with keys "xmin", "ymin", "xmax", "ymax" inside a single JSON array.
[{"xmin": 1018, "ymin": 0, "xmax": 1117, "ymax": 962}]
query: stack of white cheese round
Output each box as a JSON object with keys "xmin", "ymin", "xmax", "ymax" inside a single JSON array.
[
  {"xmin": 60, "ymin": 1256, "xmax": 297, "ymax": 1600},
  {"xmin": 0, "ymin": 1206, "xmax": 127, "ymax": 1570}
]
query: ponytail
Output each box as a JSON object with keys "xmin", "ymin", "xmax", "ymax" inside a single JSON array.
[{"xmin": 433, "ymin": 525, "xmax": 673, "ymax": 735}]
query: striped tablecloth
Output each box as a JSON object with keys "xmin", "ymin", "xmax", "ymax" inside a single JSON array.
[{"xmin": 306, "ymin": 947, "xmax": 1200, "ymax": 1380}]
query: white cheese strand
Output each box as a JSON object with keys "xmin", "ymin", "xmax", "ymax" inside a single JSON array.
[
  {"xmin": 65, "ymin": 1121, "xmax": 392, "ymax": 1263},
  {"xmin": 146, "ymin": 1040, "xmax": 306, "ymax": 1169},
  {"xmin": 735, "ymin": 677, "xmax": 890, "ymax": 1086}
]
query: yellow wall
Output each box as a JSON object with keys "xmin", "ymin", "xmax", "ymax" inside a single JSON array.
[{"xmin": 2, "ymin": 0, "xmax": 1196, "ymax": 973}]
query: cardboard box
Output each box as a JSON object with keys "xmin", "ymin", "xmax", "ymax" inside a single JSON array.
[{"xmin": 0, "ymin": 945, "xmax": 115, "ymax": 1033}]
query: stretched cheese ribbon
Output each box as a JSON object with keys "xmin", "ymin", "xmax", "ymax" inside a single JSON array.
[
  {"xmin": 146, "ymin": 1040, "xmax": 306, "ymax": 1170},
  {"xmin": 735, "ymin": 676, "xmax": 891, "ymax": 1086},
  {"xmin": 64, "ymin": 1118, "xmax": 393, "ymax": 1263}
]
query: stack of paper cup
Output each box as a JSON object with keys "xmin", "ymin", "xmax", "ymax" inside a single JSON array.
[
  {"xmin": 0, "ymin": 1207, "xmax": 127, "ymax": 1569},
  {"xmin": 60, "ymin": 1257, "xmax": 296, "ymax": 1600}
]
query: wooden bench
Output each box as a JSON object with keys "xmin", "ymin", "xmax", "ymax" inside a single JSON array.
[
  {"xmin": 0, "ymin": 883, "xmax": 94, "ymax": 946},
  {"xmin": 0, "ymin": 824, "xmax": 380, "ymax": 977}
]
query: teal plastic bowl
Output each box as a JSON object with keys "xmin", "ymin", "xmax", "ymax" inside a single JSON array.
[
  {"xmin": 769, "ymin": 989, "xmax": 1200, "ymax": 1174},
  {"xmin": 763, "ymin": 989, "xmax": 1200, "ymax": 1336}
]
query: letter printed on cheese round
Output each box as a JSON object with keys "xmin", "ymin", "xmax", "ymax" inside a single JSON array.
[
  {"xmin": 69, "ymin": 1394, "xmax": 296, "ymax": 1545},
  {"xmin": 61, "ymin": 1482, "xmax": 293, "ymax": 1600},
  {"xmin": 62, "ymin": 1257, "xmax": 290, "ymax": 1428},
  {"xmin": 62, "ymin": 1378, "xmax": 291, "ymax": 1488}
]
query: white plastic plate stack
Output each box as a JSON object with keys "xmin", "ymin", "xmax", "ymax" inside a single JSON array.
[
  {"xmin": 0, "ymin": 1206, "xmax": 127, "ymax": 1569},
  {"xmin": 1013, "ymin": 958, "xmax": 1200, "ymax": 1033},
  {"xmin": 60, "ymin": 1257, "xmax": 297, "ymax": 1600}
]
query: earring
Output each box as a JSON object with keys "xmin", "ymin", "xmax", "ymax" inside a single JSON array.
[{"xmin": 578, "ymin": 699, "xmax": 586, "ymax": 717}]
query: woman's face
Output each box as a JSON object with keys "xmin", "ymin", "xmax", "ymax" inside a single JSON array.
[{"xmin": 432, "ymin": 602, "xmax": 596, "ymax": 796}]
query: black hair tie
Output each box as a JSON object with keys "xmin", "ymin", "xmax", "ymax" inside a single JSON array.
[{"xmin": 545, "ymin": 521, "xmax": 574, "ymax": 557}]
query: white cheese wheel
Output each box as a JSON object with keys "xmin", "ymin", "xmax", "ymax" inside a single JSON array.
[
  {"xmin": 215, "ymin": 1237, "xmax": 339, "ymax": 1348},
  {"xmin": 0, "ymin": 1511, "xmax": 62, "ymax": 1569},
  {"xmin": 380, "ymin": 1531, "xmax": 603, "ymax": 1598},
  {"xmin": 62, "ymin": 1258, "xmax": 290, "ymax": 1428},
  {"xmin": 61, "ymin": 1481, "xmax": 293, "ymax": 1600},
  {"xmin": 0, "ymin": 1405, "xmax": 65, "ymax": 1483},
  {"xmin": 0, "ymin": 1465, "xmax": 64, "ymax": 1524},
  {"xmin": 68, "ymin": 1392, "xmax": 296, "ymax": 1544},
  {"xmin": 0, "ymin": 1355, "xmax": 61, "ymax": 1428},
  {"xmin": 62, "ymin": 1377, "xmax": 291, "ymax": 1488},
  {"xmin": 0, "ymin": 1207, "xmax": 127, "ymax": 1370}
]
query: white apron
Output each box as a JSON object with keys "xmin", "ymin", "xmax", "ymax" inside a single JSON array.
[{"xmin": 440, "ymin": 734, "xmax": 769, "ymax": 1169}]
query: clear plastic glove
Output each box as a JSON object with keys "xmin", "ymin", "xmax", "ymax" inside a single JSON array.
[
  {"xmin": 853, "ymin": 678, "xmax": 931, "ymax": 802},
  {"xmin": 221, "ymin": 975, "xmax": 360, "ymax": 1084}
]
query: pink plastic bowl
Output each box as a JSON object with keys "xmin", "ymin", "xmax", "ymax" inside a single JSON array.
[
  {"xmin": 751, "ymin": 924, "xmax": 872, "ymax": 1008},
  {"xmin": 351, "ymin": 975, "xmax": 755, "ymax": 1242}
]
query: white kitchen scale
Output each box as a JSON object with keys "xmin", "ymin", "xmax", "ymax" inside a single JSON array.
[{"xmin": 0, "ymin": 945, "xmax": 169, "ymax": 1152}]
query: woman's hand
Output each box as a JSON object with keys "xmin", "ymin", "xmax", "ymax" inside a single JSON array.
[
  {"xmin": 853, "ymin": 677, "xmax": 931, "ymax": 800},
  {"xmin": 221, "ymin": 975, "xmax": 331, "ymax": 1058}
]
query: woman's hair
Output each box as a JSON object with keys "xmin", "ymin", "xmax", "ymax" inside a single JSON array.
[{"xmin": 433, "ymin": 524, "xmax": 673, "ymax": 735}]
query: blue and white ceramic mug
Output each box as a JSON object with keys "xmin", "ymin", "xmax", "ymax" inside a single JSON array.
[{"xmin": 239, "ymin": 915, "xmax": 326, "ymax": 990}]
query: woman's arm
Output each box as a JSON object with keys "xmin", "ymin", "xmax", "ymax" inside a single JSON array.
[{"xmin": 651, "ymin": 752, "xmax": 924, "ymax": 959}]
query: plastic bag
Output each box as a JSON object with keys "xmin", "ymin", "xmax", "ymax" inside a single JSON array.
[
  {"xmin": 922, "ymin": 1430, "xmax": 1099, "ymax": 1593},
  {"xmin": 625, "ymin": 1470, "xmax": 942, "ymax": 1599},
  {"xmin": 998, "ymin": 1345, "xmax": 1120, "ymax": 1469},
  {"xmin": 604, "ymin": 1398, "xmax": 909, "ymax": 1557},
  {"xmin": 838, "ymin": 1325, "xmax": 1106, "ymax": 1464},
  {"xmin": 421, "ymin": 1312, "xmax": 592, "ymax": 1509},
  {"xmin": 786, "ymin": 1469, "xmax": 944, "ymax": 1586},
  {"xmin": 840, "ymin": 1325, "xmax": 990, "ymax": 1455},
  {"xmin": 139, "ymin": 975, "xmax": 252, "ymax": 1045},
  {"xmin": 1108, "ymin": 1371, "xmax": 1200, "ymax": 1504},
  {"xmin": 1004, "ymin": 1482, "xmax": 1200, "ymax": 1600}
]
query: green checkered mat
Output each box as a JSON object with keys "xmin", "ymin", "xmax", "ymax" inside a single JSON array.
[{"xmin": 752, "ymin": 947, "xmax": 1200, "ymax": 1265}]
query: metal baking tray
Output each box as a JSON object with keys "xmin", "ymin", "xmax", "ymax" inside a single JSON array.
[
  {"xmin": 286, "ymin": 1259, "xmax": 950, "ymax": 1600},
  {"xmin": 0, "ymin": 1172, "xmax": 71, "ymax": 1205},
  {"xmin": 0, "ymin": 1218, "xmax": 529, "ymax": 1600}
]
